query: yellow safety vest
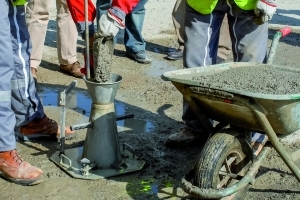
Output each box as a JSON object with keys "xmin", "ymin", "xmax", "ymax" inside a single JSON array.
[
  {"xmin": 187, "ymin": 0, "xmax": 257, "ymax": 14},
  {"xmin": 12, "ymin": 0, "xmax": 28, "ymax": 6}
]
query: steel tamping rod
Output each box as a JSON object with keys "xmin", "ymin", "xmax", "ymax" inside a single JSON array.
[{"xmin": 84, "ymin": 0, "xmax": 90, "ymax": 79}]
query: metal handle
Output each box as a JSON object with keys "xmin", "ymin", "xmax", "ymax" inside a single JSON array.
[
  {"xmin": 279, "ymin": 26, "xmax": 292, "ymax": 37},
  {"xmin": 267, "ymin": 26, "xmax": 292, "ymax": 65},
  {"xmin": 70, "ymin": 122, "xmax": 93, "ymax": 131},
  {"xmin": 60, "ymin": 154, "xmax": 72, "ymax": 169},
  {"xmin": 59, "ymin": 81, "xmax": 78, "ymax": 155},
  {"xmin": 70, "ymin": 114, "xmax": 134, "ymax": 131},
  {"xmin": 116, "ymin": 114, "xmax": 134, "ymax": 121},
  {"xmin": 123, "ymin": 143, "xmax": 135, "ymax": 158}
]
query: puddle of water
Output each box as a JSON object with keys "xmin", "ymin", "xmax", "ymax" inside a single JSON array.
[
  {"xmin": 127, "ymin": 178, "xmax": 178, "ymax": 198},
  {"xmin": 38, "ymin": 86, "xmax": 154, "ymax": 133},
  {"xmin": 39, "ymin": 88, "xmax": 91, "ymax": 116},
  {"xmin": 148, "ymin": 60, "xmax": 178, "ymax": 77},
  {"xmin": 117, "ymin": 118, "xmax": 154, "ymax": 133}
]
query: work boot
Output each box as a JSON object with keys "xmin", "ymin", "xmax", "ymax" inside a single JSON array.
[
  {"xmin": 60, "ymin": 61, "xmax": 85, "ymax": 78},
  {"xmin": 165, "ymin": 128, "xmax": 203, "ymax": 147},
  {"xmin": 0, "ymin": 149, "xmax": 43, "ymax": 185},
  {"xmin": 18, "ymin": 115, "xmax": 75, "ymax": 141},
  {"xmin": 126, "ymin": 50, "xmax": 152, "ymax": 64},
  {"xmin": 167, "ymin": 48, "xmax": 183, "ymax": 60}
]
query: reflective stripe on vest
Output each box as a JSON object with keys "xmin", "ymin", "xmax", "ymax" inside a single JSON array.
[
  {"xmin": 187, "ymin": 0, "xmax": 257, "ymax": 14},
  {"xmin": 0, "ymin": 91, "xmax": 11, "ymax": 101},
  {"xmin": 11, "ymin": 79, "xmax": 26, "ymax": 90}
]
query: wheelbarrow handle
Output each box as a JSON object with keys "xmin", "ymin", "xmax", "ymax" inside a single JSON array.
[
  {"xmin": 266, "ymin": 26, "xmax": 292, "ymax": 65},
  {"xmin": 279, "ymin": 26, "xmax": 292, "ymax": 37}
]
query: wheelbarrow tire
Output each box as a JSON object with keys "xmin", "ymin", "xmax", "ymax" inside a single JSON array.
[{"xmin": 193, "ymin": 128, "xmax": 252, "ymax": 200}]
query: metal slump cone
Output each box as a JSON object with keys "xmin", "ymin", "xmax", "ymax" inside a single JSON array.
[{"xmin": 82, "ymin": 75, "xmax": 123, "ymax": 168}]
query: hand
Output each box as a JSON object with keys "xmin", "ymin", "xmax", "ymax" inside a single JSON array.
[
  {"xmin": 254, "ymin": 0, "xmax": 277, "ymax": 24},
  {"xmin": 98, "ymin": 9, "xmax": 125, "ymax": 38}
]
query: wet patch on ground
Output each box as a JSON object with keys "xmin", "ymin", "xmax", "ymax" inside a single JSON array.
[{"xmin": 2, "ymin": 29, "xmax": 300, "ymax": 200}]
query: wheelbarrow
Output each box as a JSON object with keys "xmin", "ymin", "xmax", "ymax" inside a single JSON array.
[{"xmin": 161, "ymin": 27, "xmax": 300, "ymax": 199}]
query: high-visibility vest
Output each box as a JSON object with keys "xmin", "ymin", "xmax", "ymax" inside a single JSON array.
[
  {"xmin": 187, "ymin": 0, "xmax": 257, "ymax": 14},
  {"xmin": 12, "ymin": 0, "xmax": 28, "ymax": 6}
]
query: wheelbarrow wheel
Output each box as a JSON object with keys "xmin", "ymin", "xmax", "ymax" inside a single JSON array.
[{"xmin": 193, "ymin": 128, "xmax": 252, "ymax": 200}]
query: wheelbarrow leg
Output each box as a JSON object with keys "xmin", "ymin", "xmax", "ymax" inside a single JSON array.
[
  {"xmin": 183, "ymin": 95, "xmax": 215, "ymax": 134},
  {"xmin": 253, "ymin": 109, "xmax": 300, "ymax": 182},
  {"xmin": 172, "ymin": 83, "xmax": 228, "ymax": 135}
]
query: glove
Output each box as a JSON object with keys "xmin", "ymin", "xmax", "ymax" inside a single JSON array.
[
  {"xmin": 254, "ymin": 0, "xmax": 277, "ymax": 24},
  {"xmin": 98, "ymin": 9, "xmax": 125, "ymax": 38}
]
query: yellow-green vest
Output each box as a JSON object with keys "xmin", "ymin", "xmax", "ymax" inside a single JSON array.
[
  {"xmin": 13, "ymin": 0, "xmax": 28, "ymax": 6},
  {"xmin": 187, "ymin": 0, "xmax": 257, "ymax": 14}
]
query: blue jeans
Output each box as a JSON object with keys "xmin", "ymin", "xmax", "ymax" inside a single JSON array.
[{"xmin": 96, "ymin": 0, "xmax": 148, "ymax": 54}]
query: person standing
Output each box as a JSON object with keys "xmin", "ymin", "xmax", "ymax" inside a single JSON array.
[
  {"xmin": 0, "ymin": 0, "xmax": 74, "ymax": 185},
  {"xmin": 165, "ymin": 0, "xmax": 276, "ymax": 147},
  {"xmin": 96, "ymin": 0, "xmax": 151, "ymax": 63},
  {"xmin": 167, "ymin": 0, "xmax": 232, "ymax": 63},
  {"xmin": 67, "ymin": 0, "xmax": 151, "ymax": 67},
  {"xmin": 26, "ymin": 0, "xmax": 84, "ymax": 80},
  {"xmin": 166, "ymin": 0, "xmax": 185, "ymax": 60}
]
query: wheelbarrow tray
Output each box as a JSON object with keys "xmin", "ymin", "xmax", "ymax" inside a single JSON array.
[{"xmin": 162, "ymin": 62, "xmax": 300, "ymax": 135}]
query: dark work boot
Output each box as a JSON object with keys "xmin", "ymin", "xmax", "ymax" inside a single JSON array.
[{"xmin": 167, "ymin": 49, "xmax": 183, "ymax": 60}]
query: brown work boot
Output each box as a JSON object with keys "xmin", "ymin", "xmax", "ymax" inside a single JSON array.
[
  {"xmin": 18, "ymin": 115, "xmax": 75, "ymax": 141},
  {"xmin": 60, "ymin": 61, "xmax": 84, "ymax": 78},
  {"xmin": 0, "ymin": 150, "xmax": 43, "ymax": 185}
]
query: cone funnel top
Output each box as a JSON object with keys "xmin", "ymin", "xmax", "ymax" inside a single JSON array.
[{"xmin": 83, "ymin": 74, "xmax": 122, "ymax": 104}]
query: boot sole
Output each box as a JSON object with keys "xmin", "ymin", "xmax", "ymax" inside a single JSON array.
[
  {"xmin": 126, "ymin": 54, "xmax": 152, "ymax": 64},
  {"xmin": 59, "ymin": 68, "xmax": 84, "ymax": 78},
  {"xmin": 0, "ymin": 172, "xmax": 43, "ymax": 186},
  {"xmin": 166, "ymin": 55, "xmax": 183, "ymax": 60}
]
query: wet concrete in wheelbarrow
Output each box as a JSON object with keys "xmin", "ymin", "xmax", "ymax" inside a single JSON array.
[
  {"xmin": 1, "ymin": 29, "xmax": 300, "ymax": 200},
  {"xmin": 192, "ymin": 66, "xmax": 300, "ymax": 95}
]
